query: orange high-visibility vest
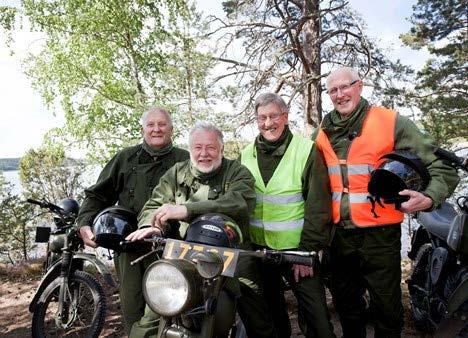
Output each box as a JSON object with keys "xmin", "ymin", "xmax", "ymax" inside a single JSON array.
[{"xmin": 316, "ymin": 106, "xmax": 404, "ymax": 227}]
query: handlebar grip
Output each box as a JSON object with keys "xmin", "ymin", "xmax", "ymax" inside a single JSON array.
[
  {"xmin": 435, "ymin": 148, "xmax": 463, "ymax": 166},
  {"xmin": 281, "ymin": 254, "xmax": 315, "ymax": 267},
  {"xmin": 27, "ymin": 198, "xmax": 43, "ymax": 206},
  {"xmin": 26, "ymin": 198, "xmax": 62, "ymax": 213},
  {"xmin": 119, "ymin": 240, "xmax": 132, "ymax": 247}
]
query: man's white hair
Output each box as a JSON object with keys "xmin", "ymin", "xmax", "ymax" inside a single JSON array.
[
  {"xmin": 326, "ymin": 67, "xmax": 361, "ymax": 87},
  {"xmin": 254, "ymin": 92, "xmax": 289, "ymax": 115},
  {"xmin": 189, "ymin": 121, "xmax": 224, "ymax": 147},
  {"xmin": 140, "ymin": 107, "xmax": 173, "ymax": 128}
]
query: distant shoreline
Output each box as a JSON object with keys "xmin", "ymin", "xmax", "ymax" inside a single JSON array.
[{"xmin": 0, "ymin": 158, "xmax": 21, "ymax": 171}]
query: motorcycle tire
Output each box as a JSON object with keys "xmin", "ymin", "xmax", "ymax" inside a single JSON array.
[
  {"xmin": 455, "ymin": 297, "xmax": 468, "ymax": 338},
  {"xmin": 31, "ymin": 270, "xmax": 106, "ymax": 338},
  {"xmin": 408, "ymin": 243, "xmax": 437, "ymax": 332},
  {"xmin": 457, "ymin": 322, "xmax": 468, "ymax": 338}
]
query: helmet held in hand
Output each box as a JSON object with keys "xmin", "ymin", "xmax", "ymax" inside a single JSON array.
[
  {"xmin": 93, "ymin": 206, "xmax": 137, "ymax": 251},
  {"xmin": 368, "ymin": 151, "xmax": 430, "ymax": 205}
]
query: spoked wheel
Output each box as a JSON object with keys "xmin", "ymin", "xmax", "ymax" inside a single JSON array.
[{"xmin": 31, "ymin": 270, "xmax": 106, "ymax": 338}]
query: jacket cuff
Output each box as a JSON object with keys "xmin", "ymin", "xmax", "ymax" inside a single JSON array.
[
  {"xmin": 184, "ymin": 203, "xmax": 198, "ymax": 219},
  {"xmin": 421, "ymin": 192, "xmax": 436, "ymax": 212}
]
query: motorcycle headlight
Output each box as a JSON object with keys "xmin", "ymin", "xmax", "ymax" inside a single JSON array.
[{"xmin": 143, "ymin": 259, "xmax": 202, "ymax": 316}]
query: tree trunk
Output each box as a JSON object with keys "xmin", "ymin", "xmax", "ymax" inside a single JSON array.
[
  {"xmin": 302, "ymin": 0, "xmax": 322, "ymax": 132},
  {"xmin": 22, "ymin": 222, "xmax": 28, "ymax": 261}
]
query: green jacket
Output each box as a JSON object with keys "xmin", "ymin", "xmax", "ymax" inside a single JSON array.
[
  {"xmin": 314, "ymin": 98, "xmax": 459, "ymax": 228},
  {"xmin": 77, "ymin": 144, "xmax": 189, "ymax": 227},
  {"xmin": 240, "ymin": 129, "xmax": 332, "ymax": 252},
  {"xmin": 138, "ymin": 158, "xmax": 256, "ymax": 243}
]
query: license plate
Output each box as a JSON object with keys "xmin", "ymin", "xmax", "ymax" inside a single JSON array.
[{"xmin": 162, "ymin": 239, "xmax": 239, "ymax": 277}]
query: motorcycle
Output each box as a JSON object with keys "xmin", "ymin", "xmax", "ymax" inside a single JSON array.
[
  {"xmin": 27, "ymin": 198, "xmax": 116, "ymax": 338},
  {"xmin": 407, "ymin": 148, "xmax": 468, "ymax": 337},
  {"xmin": 126, "ymin": 215, "xmax": 317, "ymax": 338}
]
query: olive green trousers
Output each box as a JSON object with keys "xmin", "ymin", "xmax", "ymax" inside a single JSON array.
[
  {"xmin": 236, "ymin": 255, "xmax": 335, "ymax": 338},
  {"xmin": 114, "ymin": 251, "xmax": 159, "ymax": 337},
  {"xmin": 329, "ymin": 225, "xmax": 404, "ymax": 338}
]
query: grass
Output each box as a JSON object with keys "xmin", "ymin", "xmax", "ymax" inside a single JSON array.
[{"xmin": 0, "ymin": 259, "xmax": 44, "ymax": 282}]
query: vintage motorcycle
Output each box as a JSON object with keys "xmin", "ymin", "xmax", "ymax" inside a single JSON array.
[
  {"xmin": 407, "ymin": 148, "xmax": 468, "ymax": 337},
  {"xmin": 127, "ymin": 213, "xmax": 317, "ymax": 338},
  {"xmin": 27, "ymin": 198, "xmax": 115, "ymax": 338}
]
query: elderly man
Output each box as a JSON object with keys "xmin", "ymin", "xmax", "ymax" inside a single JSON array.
[
  {"xmin": 76, "ymin": 107, "xmax": 189, "ymax": 335},
  {"xmin": 237, "ymin": 92, "xmax": 335, "ymax": 338},
  {"xmin": 126, "ymin": 121, "xmax": 256, "ymax": 335},
  {"xmin": 314, "ymin": 67, "xmax": 459, "ymax": 337}
]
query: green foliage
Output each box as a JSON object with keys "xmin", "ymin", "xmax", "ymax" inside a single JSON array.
[
  {"xmin": 0, "ymin": 6, "xmax": 17, "ymax": 30},
  {"xmin": 0, "ymin": 173, "xmax": 35, "ymax": 262},
  {"xmin": 4, "ymin": 0, "xmax": 213, "ymax": 161},
  {"xmin": 401, "ymin": 0, "xmax": 467, "ymax": 145},
  {"xmin": 19, "ymin": 145, "xmax": 85, "ymax": 202},
  {"xmin": 0, "ymin": 6, "xmax": 18, "ymax": 47},
  {"xmin": 223, "ymin": 139, "xmax": 250, "ymax": 160}
]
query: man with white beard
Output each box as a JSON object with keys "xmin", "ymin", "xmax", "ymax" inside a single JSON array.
[
  {"xmin": 126, "ymin": 121, "xmax": 256, "ymax": 336},
  {"xmin": 128, "ymin": 121, "xmax": 255, "ymax": 240}
]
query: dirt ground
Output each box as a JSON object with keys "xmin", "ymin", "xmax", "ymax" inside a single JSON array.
[{"xmin": 0, "ymin": 259, "xmax": 425, "ymax": 337}]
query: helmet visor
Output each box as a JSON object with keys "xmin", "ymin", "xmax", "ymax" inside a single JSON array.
[{"xmin": 380, "ymin": 159, "xmax": 425, "ymax": 191}]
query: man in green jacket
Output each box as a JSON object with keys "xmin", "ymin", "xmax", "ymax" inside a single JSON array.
[
  {"xmin": 76, "ymin": 107, "xmax": 189, "ymax": 335},
  {"xmin": 126, "ymin": 121, "xmax": 256, "ymax": 336},
  {"xmin": 237, "ymin": 93, "xmax": 335, "ymax": 338},
  {"xmin": 314, "ymin": 67, "xmax": 459, "ymax": 338}
]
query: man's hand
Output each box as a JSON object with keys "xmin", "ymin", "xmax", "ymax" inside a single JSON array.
[
  {"xmin": 399, "ymin": 189, "xmax": 433, "ymax": 213},
  {"xmin": 125, "ymin": 227, "xmax": 163, "ymax": 242},
  {"xmin": 151, "ymin": 204, "xmax": 188, "ymax": 228},
  {"xmin": 79, "ymin": 225, "xmax": 97, "ymax": 248},
  {"xmin": 292, "ymin": 264, "xmax": 314, "ymax": 283}
]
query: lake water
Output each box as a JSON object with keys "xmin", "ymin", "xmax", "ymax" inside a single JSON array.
[
  {"xmin": 2, "ymin": 170, "xmax": 22, "ymax": 195},
  {"xmin": 2, "ymin": 169, "xmax": 413, "ymax": 257}
]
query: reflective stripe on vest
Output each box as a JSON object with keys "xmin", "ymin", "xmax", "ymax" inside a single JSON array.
[
  {"xmin": 256, "ymin": 192, "xmax": 304, "ymax": 204},
  {"xmin": 316, "ymin": 106, "xmax": 404, "ymax": 227},
  {"xmin": 241, "ymin": 135, "xmax": 313, "ymax": 249}
]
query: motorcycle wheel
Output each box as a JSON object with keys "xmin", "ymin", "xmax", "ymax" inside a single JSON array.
[
  {"xmin": 456, "ymin": 299, "xmax": 468, "ymax": 338},
  {"xmin": 458, "ymin": 323, "xmax": 468, "ymax": 338},
  {"xmin": 408, "ymin": 243, "xmax": 437, "ymax": 332},
  {"xmin": 31, "ymin": 270, "xmax": 106, "ymax": 338}
]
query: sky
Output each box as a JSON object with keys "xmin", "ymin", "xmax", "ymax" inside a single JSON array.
[{"xmin": 0, "ymin": 0, "xmax": 429, "ymax": 158}]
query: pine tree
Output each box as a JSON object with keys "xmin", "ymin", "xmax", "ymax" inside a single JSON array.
[{"xmin": 401, "ymin": 0, "xmax": 467, "ymax": 145}]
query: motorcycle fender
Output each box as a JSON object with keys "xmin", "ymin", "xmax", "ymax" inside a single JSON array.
[
  {"xmin": 29, "ymin": 254, "xmax": 115, "ymax": 312},
  {"xmin": 447, "ymin": 276, "xmax": 468, "ymax": 316},
  {"xmin": 29, "ymin": 260, "xmax": 62, "ymax": 312},
  {"xmin": 408, "ymin": 226, "xmax": 430, "ymax": 260},
  {"xmin": 72, "ymin": 252, "xmax": 116, "ymax": 287}
]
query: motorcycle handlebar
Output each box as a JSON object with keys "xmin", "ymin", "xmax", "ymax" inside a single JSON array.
[
  {"xmin": 26, "ymin": 198, "xmax": 64, "ymax": 216},
  {"xmin": 247, "ymin": 249, "xmax": 318, "ymax": 267},
  {"xmin": 125, "ymin": 237, "xmax": 318, "ymax": 268},
  {"xmin": 280, "ymin": 254, "xmax": 315, "ymax": 266},
  {"xmin": 435, "ymin": 148, "xmax": 468, "ymax": 171},
  {"xmin": 120, "ymin": 237, "xmax": 165, "ymax": 251},
  {"xmin": 27, "ymin": 198, "xmax": 44, "ymax": 207}
]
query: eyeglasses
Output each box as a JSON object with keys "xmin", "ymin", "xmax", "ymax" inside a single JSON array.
[
  {"xmin": 257, "ymin": 112, "xmax": 285, "ymax": 123},
  {"xmin": 326, "ymin": 80, "xmax": 359, "ymax": 96}
]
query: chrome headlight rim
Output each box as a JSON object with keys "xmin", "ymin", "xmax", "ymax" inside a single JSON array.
[{"xmin": 142, "ymin": 259, "xmax": 202, "ymax": 316}]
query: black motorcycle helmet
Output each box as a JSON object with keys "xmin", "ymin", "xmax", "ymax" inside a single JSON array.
[
  {"xmin": 368, "ymin": 151, "xmax": 430, "ymax": 205},
  {"xmin": 185, "ymin": 213, "xmax": 243, "ymax": 248},
  {"xmin": 93, "ymin": 206, "xmax": 137, "ymax": 251},
  {"xmin": 54, "ymin": 198, "xmax": 80, "ymax": 227}
]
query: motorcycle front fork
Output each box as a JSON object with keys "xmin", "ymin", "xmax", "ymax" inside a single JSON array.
[{"xmin": 55, "ymin": 252, "xmax": 77, "ymax": 329}]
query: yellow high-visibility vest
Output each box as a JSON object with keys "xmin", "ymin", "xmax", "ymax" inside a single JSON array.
[{"xmin": 241, "ymin": 135, "xmax": 313, "ymax": 249}]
